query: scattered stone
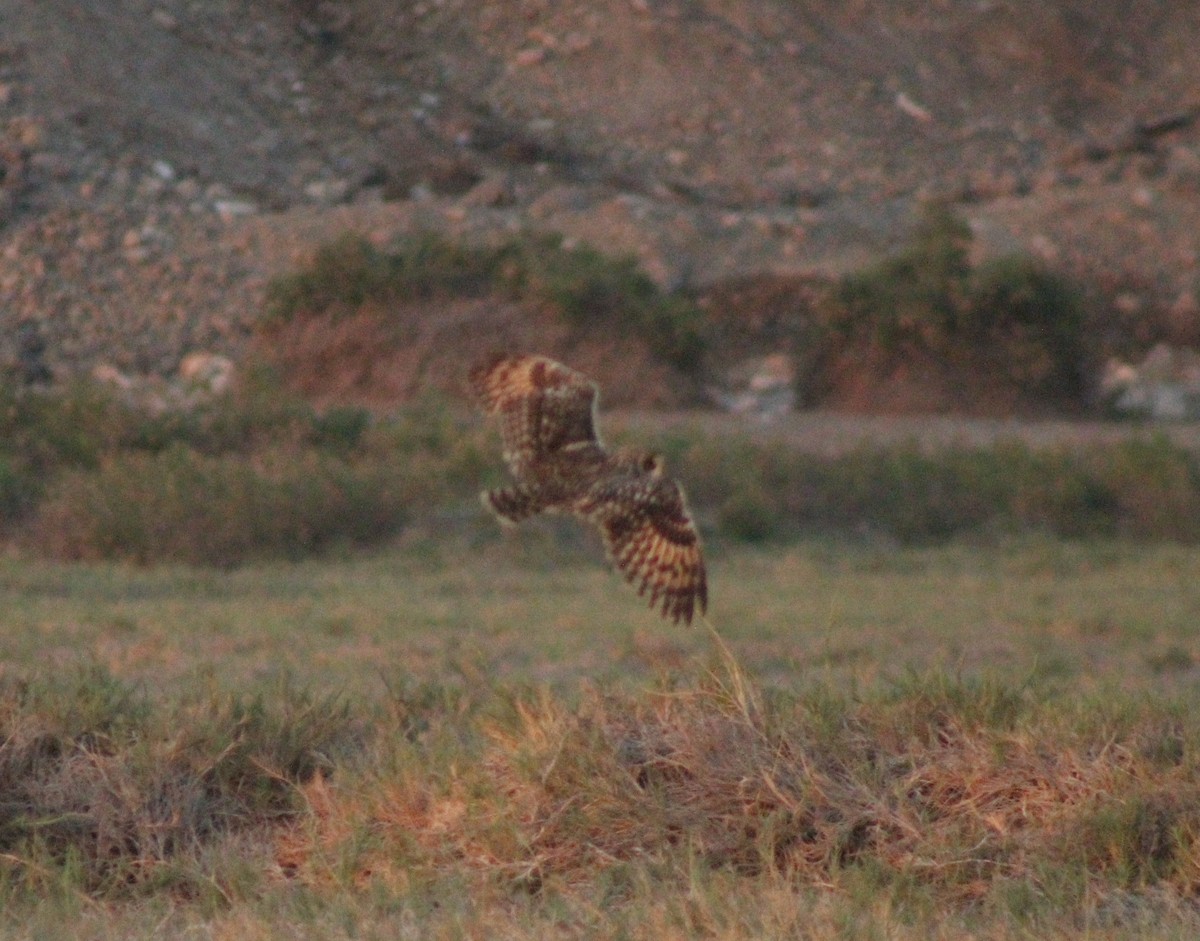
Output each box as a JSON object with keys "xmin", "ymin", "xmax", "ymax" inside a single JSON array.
[
  {"xmin": 213, "ymin": 198, "xmax": 258, "ymax": 221},
  {"xmin": 178, "ymin": 351, "xmax": 235, "ymax": 395},
  {"xmin": 708, "ymin": 353, "xmax": 795, "ymax": 419},
  {"xmin": 1099, "ymin": 343, "xmax": 1200, "ymax": 420},
  {"xmin": 92, "ymin": 362, "xmax": 136, "ymax": 392},
  {"xmin": 303, "ymin": 178, "xmax": 352, "ymax": 204},
  {"xmin": 895, "ymin": 92, "xmax": 934, "ymax": 124},
  {"xmin": 1, "ymin": 0, "xmax": 1199, "ymax": 424},
  {"xmin": 458, "ymin": 173, "xmax": 511, "ymax": 208},
  {"xmin": 513, "ymin": 47, "xmax": 546, "ymax": 68}
]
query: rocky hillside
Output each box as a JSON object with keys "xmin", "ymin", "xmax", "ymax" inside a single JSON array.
[{"xmin": 1, "ymin": 0, "xmax": 1198, "ymax": 404}]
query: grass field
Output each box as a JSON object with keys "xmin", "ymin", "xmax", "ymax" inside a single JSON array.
[{"xmin": 4, "ymin": 532, "xmax": 1200, "ymax": 939}]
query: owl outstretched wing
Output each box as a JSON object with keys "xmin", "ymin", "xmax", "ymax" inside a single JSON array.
[
  {"xmin": 469, "ymin": 353, "xmax": 602, "ymax": 479},
  {"xmin": 585, "ymin": 476, "xmax": 708, "ymax": 626}
]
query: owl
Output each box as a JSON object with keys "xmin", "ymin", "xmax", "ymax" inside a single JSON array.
[{"xmin": 469, "ymin": 353, "xmax": 708, "ymax": 626}]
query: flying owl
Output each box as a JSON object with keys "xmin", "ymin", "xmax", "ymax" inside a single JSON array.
[{"xmin": 469, "ymin": 353, "xmax": 708, "ymax": 626}]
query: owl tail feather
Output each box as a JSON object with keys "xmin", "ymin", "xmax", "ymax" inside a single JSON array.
[{"xmin": 482, "ymin": 487, "xmax": 541, "ymax": 526}]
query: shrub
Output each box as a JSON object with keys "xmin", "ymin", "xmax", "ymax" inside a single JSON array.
[
  {"xmin": 829, "ymin": 205, "xmax": 973, "ymax": 349},
  {"xmin": 512, "ymin": 234, "xmax": 707, "ymax": 371},
  {"xmin": 262, "ymin": 231, "xmax": 708, "ymax": 373},
  {"xmin": 263, "ymin": 232, "xmax": 507, "ymax": 323},
  {"xmin": 0, "ymin": 368, "xmax": 386, "ymax": 529},
  {"xmin": 718, "ymin": 484, "xmax": 780, "ymax": 543},
  {"xmin": 816, "ymin": 204, "xmax": 1088, "ymax": 402},
  {"xmin": 30, "ymin": 444, "xmax": 413, "ymax": 565},
  {"xmin": 0, "ymin": 453, "xmax": 35, "ymax": 521},
  {"xmin": 0, "ymin": 666, "xmax": 356, "ymax": 896},
  {"xmin": 265, "ymin": 234, "xmax": 391, "ymax": 321},
  {"xmin": 968, "ymin": 254, "xmax": 1086, "ymax": 397},
  {"xmin": 1097, "ymin": 435, "xmax": 1200, "ymax": 540},
  {"xmin": 661, "ymin": 428, "xmax": 1200, "ymax": 546},
  {"xmin": 0, "ymin": 381, "xmax": 177, "ymax": 523}
]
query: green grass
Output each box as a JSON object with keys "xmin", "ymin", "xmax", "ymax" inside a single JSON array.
[
  {"xmin": 11, "ymin": 375, "xmax": 1200, "ymax": 566},
  {"xmin": 3, "ymin": 539, "xmax": 1200, "ymax": 937},
  {"xmin": 2, "ymin": 380, "xmax": 490, "ymax": 564},
  {"xmin": 5, "ymin": 536, "xmax": 1200, "ymax": 695}
]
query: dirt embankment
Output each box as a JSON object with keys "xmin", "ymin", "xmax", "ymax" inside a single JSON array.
[{"xmin": 1, "ymin": 1, "xmax": 1199, "ymax": 412}]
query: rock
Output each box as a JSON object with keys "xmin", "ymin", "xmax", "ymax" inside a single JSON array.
[
  {"xmin": 1099, "ymin": 343, "xmax": 1200, "ymax": 420},
  {"xmin": 213, "ymin": 198, "xmax": 258, "ymax": 221},
  {"xmin": 708, "ymin": 353, "xmax": 795, "ymax": 419},
  {"xmin": 513, "ymin": 47, "xmax": 547, "ymax": 68},
  {"xmin": 303, "ymin": 178, "xmax": 352, "ymax": 203},
  {"xmin": 178, "ymin": 351, "xmax": 235, "ymax": 395},
  {"xmin": 92, "ymin": 362, "xmax": 136, "ymax": 392},
  {"xmin": 458, "ymin": 173, "xmax": 511, "ymax": 208}
]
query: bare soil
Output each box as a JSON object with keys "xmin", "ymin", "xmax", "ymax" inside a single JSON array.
[{"xmin": 2, "ymin": 0, "xmax": 1200, "ymax": 415}]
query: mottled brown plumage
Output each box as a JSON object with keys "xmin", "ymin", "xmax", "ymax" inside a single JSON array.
[{"xmin": 470, "ymin": 353, "xmax": 708, "ymax": 625}]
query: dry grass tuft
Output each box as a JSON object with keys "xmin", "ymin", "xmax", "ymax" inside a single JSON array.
[
  {"xmin": 0, "ymin": 668, "xmax": 357, "ymax": 898},
  {"xmin": 275, "ymin": 662, "xmax": 1200, "ymax": 922},
  {"xmin": 5, "ymin": 648, "xmax": 1200, "ymax": 933}
]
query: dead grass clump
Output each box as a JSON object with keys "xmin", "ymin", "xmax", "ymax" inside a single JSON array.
[
  {"xmin": 0, "ymin": 668, "xmax": 357, "ymax": 899},
  {"xmin": 474, "ymin": 682, "xmax": 1106, "ymax": 898},
  {"xmin": 275, "ymin": 665, "xmax": 1200, "ymax": 922},
  {"xmin": 7, "ymin": 659, "xmax": 1200, "ymax": 930}
]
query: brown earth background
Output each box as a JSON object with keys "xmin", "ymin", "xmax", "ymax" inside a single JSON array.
[{"xmin": 2, "ymin": 0, "xmax": 1199, "ymax": 415}]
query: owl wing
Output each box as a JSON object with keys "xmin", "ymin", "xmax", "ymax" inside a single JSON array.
[
  {"xmin": 469, "ymin": 353, "xmax": 602, "ymax": 479},
  {"xmin": 584, "ymin": 475, "xmax": 708, "ymax": 626}
]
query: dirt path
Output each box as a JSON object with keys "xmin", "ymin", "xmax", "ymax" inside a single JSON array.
[{"xmin": 614, "ymin": 410, "xmax": 1200, "ymax": 455}]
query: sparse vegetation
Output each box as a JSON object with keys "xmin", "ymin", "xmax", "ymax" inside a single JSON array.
[
  {"xmin": 3, "ymin": 532, "xmax": 1200, "ymax": 936},
  {"xmin": 263, "ymin": 231, "xmax": 708, "ymax": 372},
  {"xmin": 263, "ymin": 232, "xmax": 509, "ymax": 322},
  {"xmin": 654, "ymin": 425, "xmax": 1200, "ymax": 545},
  {"xmin": 4, "ymin": 616, "xmax": 1200, "ymax": 935},
  {"xmin": 511, "ymin": 234, "xmax": 707, "ymax": 370},
  {"xmin": 815, "ymin": 205, "xmax": 1088, "ymax": 402},
  {"xmin": 0, "ymin": 372, "xmax": 488, "ymax": 564},
  {"xmin": 0, "ymin": 665, "xmax": 356, "ymax": 900},
  {"xmin": 5, "ymin": 373, "xmax": 1200, "ymax": 563},
  {"xmin": 30, "ymin": 445, "xmax": 415, "ymax": 565}
]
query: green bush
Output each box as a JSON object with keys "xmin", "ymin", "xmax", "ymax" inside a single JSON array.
[
  {"xmin": 0, "ymin": 370, "xmax": 383, "ymax": 527},
  {"xmin": 512, "ymin": 234, "xmax": 707, "ymax": 371},
  {"xmin": 0, "ymin": 370, "xmax": 497, "ymax": 564},
  {"xmin": 0, "ymin": 381, "xmax": 176, "ymax": 522},
  {"xmin": 30, "ymin": 444, "xmax": 413, "ymax": 566},
  {"xmin": 9, "ymin": 369, "xmax": 1200, "ymax": 564},
  {"xmin": 263, "ymin": 232, "xmax": 509, "ymax": 323},
  {"xmin": 662, "ymin": 429, "xmax": 1200, "ymax": 546},
  {"xmin": 263, "ymin": 231, "xmax": 708, "ymax": 373},
  {"xmin": 0, "ymin": 453, "xmax": 35, "ymax": 521},
  {"xmin": 833, "ymin": 205, "xmax": 972, "ymax": 347},
  {"xmin": 968, "ymin": 254, "xmax": 1086, "ymax": 397},
  {"xmin": 0, "ymin": 380, "xmax": 146, "ymax": 474},
  {"xmin": 818, "ymin": 205, "xmax": 1088, "ymax": 400},
  {"xmin": 718, "ymin": 485, "xmax": 780, "ymax": 543}
]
